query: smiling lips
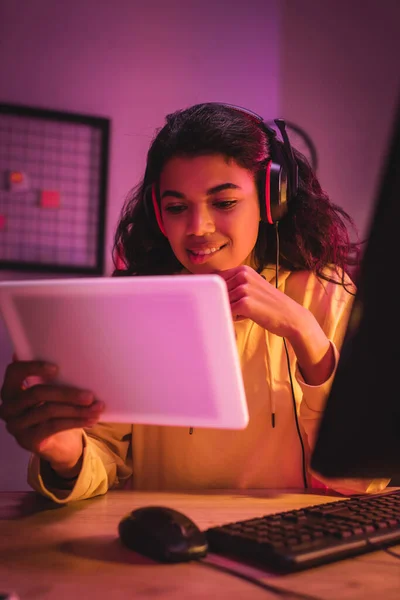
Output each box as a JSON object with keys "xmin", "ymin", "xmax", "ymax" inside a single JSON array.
[{"xmin": 187, "ymin": 243, "xmax": 228, "ymax": 263}]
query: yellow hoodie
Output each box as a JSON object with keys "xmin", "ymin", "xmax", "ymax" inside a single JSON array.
[{"xmin": 28, "ymin": 266, "xmax": 390, "ymax": 503}]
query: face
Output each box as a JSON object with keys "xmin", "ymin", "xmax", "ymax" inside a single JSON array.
[{"xmin": 159, "ymin": 154, "xmax": 261, "ymax": 274}]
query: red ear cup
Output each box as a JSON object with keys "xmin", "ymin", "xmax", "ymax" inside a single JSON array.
[
  {"xmin": 151, "ymin": 184, "xmax": 167, "ymax": 237},
  {"xmin": 115, "ymin": 245, "xmax": 126, "ymax": 270},
  {"xmin": 260, "ymin": 160, "xmax": 289, "ymax": 225},
  {"xmin": 265, "ymin": 161, "xmax": 273, "ymax": 225}
]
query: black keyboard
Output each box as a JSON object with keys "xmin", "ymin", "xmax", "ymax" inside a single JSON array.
[{"xmin": 205, "ymin": 489, "xmax": 400, "ymax": 573}]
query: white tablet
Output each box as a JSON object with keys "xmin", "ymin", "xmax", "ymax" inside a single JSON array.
[{"xmin": 0, "ymin": 275, "xmax": 249, "ymax": 429}]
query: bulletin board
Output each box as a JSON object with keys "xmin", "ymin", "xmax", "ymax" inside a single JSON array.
[{"xmin": 0, "ymin": 103, "xmax": 110, "ymax": 274}]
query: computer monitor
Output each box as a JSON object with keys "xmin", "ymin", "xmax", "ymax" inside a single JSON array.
[{"xmin": 311, "ymin": 97, "xmax": 400, "ymax": 483}]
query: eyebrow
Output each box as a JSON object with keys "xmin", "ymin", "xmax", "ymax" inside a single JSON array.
[{"xmin": 160, "ymin": 182, "xmax": 242, "ymax": 200}]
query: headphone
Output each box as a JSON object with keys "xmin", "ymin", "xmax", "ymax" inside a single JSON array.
[{"xmin": 147, "ymin": 103, "xmax": 299, "ymax": 236}]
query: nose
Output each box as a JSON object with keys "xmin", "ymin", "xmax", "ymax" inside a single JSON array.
[{"xmin": 186, "ymin": 205, "xmax": 216, "ymax": 236}]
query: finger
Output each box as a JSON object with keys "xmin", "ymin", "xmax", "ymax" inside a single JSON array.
[
  {"xmin": 218, "ymin": 272, "xmax": 244, "ymax": 296},
  {"xmin": 230, "ymin": 297, "xmax": 251, "ymax": 320},
  {"xmin": 221, "ymin": 267, "xmax": 257, "ymax": 292},
  {"xmin": 6, "ymin": 400, "xmax": 104, "ymax": 434},
  {"xmin": 228, "ymin": 282, "xmax": 250, "ymax": 304},
  {"xmin": 0, "ymin": 384, "xmax": 94, "ymax": 420},
  {"xmin": 216, "ymin": 267, "xmax": 242, "ymax": 283},
  {"xmin": 1, "ymin": 361, "xmax": 58, "ymax": 402},
  {"xmin": 217, "ymin": 265, "xmax": 256, "ymax": 280}
]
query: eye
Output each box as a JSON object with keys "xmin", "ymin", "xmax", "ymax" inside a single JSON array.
[
  {"xmin": 214, "ymin": 200, "xmax": 237, "ymax": 210},
  {"xmin": 164, "ymin": 204, "xmax": 186, "ymax": 214}
]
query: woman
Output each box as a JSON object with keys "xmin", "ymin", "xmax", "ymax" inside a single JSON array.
[{"xmin": 0, "ymin": 103, "xmax": 389, "ymax": 502}]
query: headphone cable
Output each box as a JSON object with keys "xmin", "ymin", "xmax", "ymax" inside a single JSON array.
[{"xmin": 274, "ymin": 222, "xmax": 308, "ymax": 490}]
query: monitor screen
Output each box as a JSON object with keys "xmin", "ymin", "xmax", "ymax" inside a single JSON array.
[{"xmin": 311, "ymin": 98, "xmax": 400, "ymax": 482}]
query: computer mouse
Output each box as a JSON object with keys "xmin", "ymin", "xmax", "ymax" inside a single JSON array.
[{"xmin": 118, "ymin": 505, "xmax": 208, "ymax": 563}]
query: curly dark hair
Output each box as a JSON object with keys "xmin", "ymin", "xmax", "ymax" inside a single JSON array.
[{"xmin": 113, "ymin": 103, "xmax": 360, "ymax": 286}]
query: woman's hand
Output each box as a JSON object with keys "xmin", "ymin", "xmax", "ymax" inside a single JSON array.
[
  {"xmin": 218, "ymin": 265, "xmax": 305, "ymax": 337},
  {"xmin": 0, "ymin": 360, "xmax": 105, "ymax": 475},
  {"xmin": 218, "ymin": 265, "xmax": 335, "ymax": 385}
]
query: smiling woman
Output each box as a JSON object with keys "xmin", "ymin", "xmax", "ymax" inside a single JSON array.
[
  {"xmin": 1, "ymin": 102, "xmax": 389, "ymax": 505},
  {"xmin": 158, "ymin": 154, "xmax": 260, "ymax": 273}
]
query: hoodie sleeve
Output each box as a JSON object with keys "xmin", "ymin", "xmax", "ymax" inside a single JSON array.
[
  {"xmin": 27, "ymin": 422, "xmax": 132, "ymax": 504},
  {"xmin": 287, "ymin": 270, "xmax": 390, "ymax": 495}
]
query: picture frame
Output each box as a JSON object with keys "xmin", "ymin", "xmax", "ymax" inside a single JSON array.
[{"xmin": 0, "ymin": 103, "xmax": 110, "ymax": 275}]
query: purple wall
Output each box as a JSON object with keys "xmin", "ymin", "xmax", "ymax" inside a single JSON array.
[{"xmin": 280, "ymin": 0, "xmax": 400, "ymax": 238}]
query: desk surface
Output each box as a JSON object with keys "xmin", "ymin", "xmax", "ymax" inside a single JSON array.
[{"xmin": 0, "ymin": 489, "xmax": 399, "ymax": 600}]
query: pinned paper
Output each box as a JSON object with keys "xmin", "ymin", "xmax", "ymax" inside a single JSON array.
[
  {"xmin": 39, "ymin": 190, "xmax": 61, "ymax": 208},
  {"xmin": 7, "ymin": 170, "xmax": 30, "ymax": 192}
]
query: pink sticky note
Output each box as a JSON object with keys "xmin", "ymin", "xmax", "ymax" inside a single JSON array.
[
  {"xmin": 39, "ymin": 190, "xmax": 61, "ymax": 208},
  {"xmin": 0, "ymin": 215, "xmax": 6, "ymax": 230}
]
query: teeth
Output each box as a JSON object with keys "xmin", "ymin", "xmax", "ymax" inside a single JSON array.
[{"xmin": 191, "ymin": 247, "xmax": 220, "ymax": 256}]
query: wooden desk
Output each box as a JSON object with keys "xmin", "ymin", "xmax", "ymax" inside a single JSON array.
[{"xmin": 0, "ymin": 489, "xmax": 399, "ymax": 600}]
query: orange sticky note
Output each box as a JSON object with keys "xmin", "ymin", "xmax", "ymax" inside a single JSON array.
[
  {"xmin": 39, "ymin": 190, "xmax": 61, "ymax": 208},
  {"xmin": 10, "ymin": 171, "xmax": 23, "ymax": 184},
  {"xmin": 8, "ymin": 170, "xmax": 30, "ymax": 191}
]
